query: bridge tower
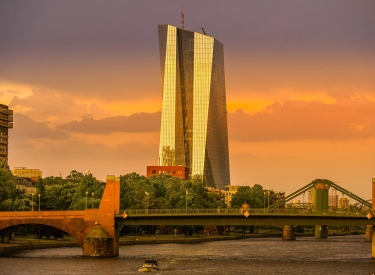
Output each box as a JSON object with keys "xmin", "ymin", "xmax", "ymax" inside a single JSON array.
[
  {"xmin": 313, "ymin": 181, "xmax": 330, "ymax": 238},
  {"xmin": 82, "ymin": 175, "xmax": 120, "ymax": 256},
  {"xmin": 0, "ymin": 175, "xmax": 121, "ymax": 257}
]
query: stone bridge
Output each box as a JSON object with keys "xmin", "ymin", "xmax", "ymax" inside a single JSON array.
[{"xmin": 0, "ymin": 176, "xmax": 120, "ymax": 257}]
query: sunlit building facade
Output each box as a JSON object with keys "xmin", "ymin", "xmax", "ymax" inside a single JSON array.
[
  {"xmin": 12, "ymin": 168, "xmax": 42, "ymax": 182},
  {"xmin": 0, "ymin": 104, "xmax": 13, "ymax": 163},
  {"xmin": 157, "ymin": 25, "xmax": 230, "ymax": 189}
]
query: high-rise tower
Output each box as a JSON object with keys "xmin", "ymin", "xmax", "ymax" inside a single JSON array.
[
  {"xmin": 0, "ymin": 104, "xmax": 13, "ymax": 163},
  {"xmin": 157, "ymin": 25, "xmax": 230, "ymax": 189}
]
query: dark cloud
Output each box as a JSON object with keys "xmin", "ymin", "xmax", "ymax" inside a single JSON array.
[
  {"xmin": 0, "ymin": 1, "xmax": 374, "ymax": 100},
  {"xmin": 56, "ymin": 112, "xmax": 161, "ymax": 134},
  {"xmin": 10, "ymin": 113, "xmax": 70, "ymax": 140},
  {"xmin": 228, "ymin": 98, "xmax": 375, "ymax": 142}
]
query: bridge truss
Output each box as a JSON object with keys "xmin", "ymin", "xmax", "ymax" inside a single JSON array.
[{"xmin": 267, "ymin": 179, "xmax": 371, "ymax": 212}]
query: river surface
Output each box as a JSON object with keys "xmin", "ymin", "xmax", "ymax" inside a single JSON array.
[{"xmin": 1, "ymin": 235, "xmax": 374, "ymax": 274}]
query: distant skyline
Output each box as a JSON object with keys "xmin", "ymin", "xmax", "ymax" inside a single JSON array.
[{"xmin": 0, "ymin": 1, "xmax": 374, "ymax": 199}]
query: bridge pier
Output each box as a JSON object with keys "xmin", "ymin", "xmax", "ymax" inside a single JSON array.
[
  {"xmin": 81, "ymin": 175, "xmax": 120, "ymax": 257},
  {"xmin": 315, "ymin": 225, "xmax": 328, "ymax": 238},
  {"xmin": 282, "ymin": 225, "xmax": 296, "ymax": 241},
  {"xmin": 365, "ymin": 225, "xmax": 373, "ymax": 242},
  {"xmin": 83, "ymin": 224, "xmax": 119, "ymax": 257}
]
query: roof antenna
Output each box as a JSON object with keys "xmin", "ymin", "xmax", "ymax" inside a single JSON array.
[
  {"xmin": 200, "ymin": 27, "xmax": 206, "ymax": 35},
  {"xmin": 181, "ymin": 5, "xmax": 184, "ymax": 30}
]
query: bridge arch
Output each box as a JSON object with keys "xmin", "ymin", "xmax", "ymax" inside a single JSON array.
[{"xmin": 0, "ymin": 216, "xmax": 92, "ymax": 251}]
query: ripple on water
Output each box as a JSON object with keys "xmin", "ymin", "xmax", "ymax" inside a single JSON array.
[{"xmin": 0, "ymin": 235, "xmax": 374, "ymax": 275}]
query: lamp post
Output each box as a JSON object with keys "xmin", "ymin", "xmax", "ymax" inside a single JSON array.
[
  {"xmin": 185, "ymin": 190, "xmax": 188, "ymax": 213},
  {"xmin": 267, "ymin": 191, "xmax": 270, "ymax": 211},
  {"xmin": 91, "ymin": 192, "xmax": 94, "ymax": 209},
  {"xmin": 85, "ymin": 191, "xmax": 88, "ymax": 209},
  {"xmin": 226, "ymin": 191, "xmax": 231, "ymax": 212},
  {"xmin": 31, "ymin": 193, "xmax": 34, "ymax": 211},
  {"xmin": 263, "ymin": 191, "xmax": 266, "ymax": 213},
  {"xmin": 145, "ymin": 191, "xmax": 149, "ymax": 213},
  {"xmin": 224, "ymin": 191, "xmax": 228, "ymax": 213},
  {"xmin": 348, "ymin": 192, "xmax": 351, "ymax": 215},
  {"xmin": 38, "ymin": 194, "xmax": 41, "ymax": 211}
]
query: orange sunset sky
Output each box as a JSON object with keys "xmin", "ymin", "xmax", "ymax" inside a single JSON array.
[{"xmin": 0, "ymin": 1, "xmax": 374, "ymax": 200}]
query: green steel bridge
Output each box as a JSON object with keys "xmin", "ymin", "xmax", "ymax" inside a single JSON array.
[
  {"xmin": 117, "ymin": 208, "xmax": 374, "ymax": 227},
  {"xmin": 118, "ymin": 179, "xmax": 372, "ymax": 227}
]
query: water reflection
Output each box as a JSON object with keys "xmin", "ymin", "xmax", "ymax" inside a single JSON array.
[{"xmin": 1, "ymin": 235, "xmax": 374, "ymax": 275}]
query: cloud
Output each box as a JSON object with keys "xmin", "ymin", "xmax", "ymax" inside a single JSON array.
[
  {"xmin": 8, "ymin": 138, "xmax": 158, "ymax": 180},
  {"xmin": 56, "ymin": 112, "xmax": 161, "ymax": 134},
  {"xmin": 228, "ymin": 97, "xmax": 375, "ymax": 142},
  {"xmin": 9, "ymin": 88, "xmax": 112, "ymax": 124},
  {"xmin": 326, "ymin": 89, "xmax": 354, "ymax": 101},
  {"xmin": 10, "ymin": 113, "xmax": 70, "ymax": 141}
]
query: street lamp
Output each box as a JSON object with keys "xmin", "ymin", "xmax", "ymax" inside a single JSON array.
[
  {"xmin": 185, "ymin": 190, "xmax": 188, "ymax": 213},
  {"xmin": 225, "ymin": 191, "xmax": 230, "ymax": 213},
  {"xmin": 91, "ymin": 192, "xmax": 94, "ymax": 209},
  {"xmin": 263, "ymin": 191, "xmax": 267, "ymax": 213},
  {"xmin": 38, "ymin": 194, "xmax": 41, "ymax": 211},
  {"xmin": 348, "ymin": 192, "xmax": 351, "ymax": 215},
  {"xmin": 85, "ymin": 191, "xmax": 88, "ymax": 209},
  {"xmin": 145, "ymin": 191, "xmax": 149, "ymax": 213},
  {"xmin": 31, "ymin": 193, "xmax": 34, "ymax": 211}
]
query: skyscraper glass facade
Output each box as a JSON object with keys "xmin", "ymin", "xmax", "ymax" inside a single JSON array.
[{"xmin": 158, "ymin": 25, "xmax": 230, "ymax": 189}]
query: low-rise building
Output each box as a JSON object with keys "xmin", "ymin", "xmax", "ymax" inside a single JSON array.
[
  {"xmin": 339, "ymin": 197, "xmax": 349, "ymax": 209},
  {"xmin": 146, "ymin": 166, "xmax": 189, "ymax": 180},
  {"xmin": 12, "ymin": 167, "xmax": 42, "ymax": 182},
  {"xmin": 15, "ymin": 177, "xmax": 36, "ymax": 194},
  {"xmin": 224, "ymin": 185, "xmax": 239, "ymax": 206}
]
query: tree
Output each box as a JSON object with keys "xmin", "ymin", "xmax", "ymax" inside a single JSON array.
[
  {"xmin": 45, "ymin": 180, "xmax": 79, "ymax": 210},
  {"xmin": 120, "ymin": 173, "xmax": 153, "ymax": 210},
  {"xmin": 0, "ymin": 160, "xmax": 10, "ymax": 173},
  {"xmin": 0, "ymin": 169, "xmax": 22, "ymax": 210},
  {"xmin": 230, "ymin": 184, "xmax": 265, "ymax": 209},
  {"xmin": 66, "ymin": 170, "xmax": 84, "ymax": 182},
  {"xmin": 70, "ymin": 172, "xmax": 104, "ymax": 210},
  {"xmin": 35, "ymin": 178, "xmax": 47, "ymax": 210}
]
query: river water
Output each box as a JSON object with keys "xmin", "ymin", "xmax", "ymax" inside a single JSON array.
[{"xmin": 1, "ymin": 235, "xmax": 374, "ymax": 274}]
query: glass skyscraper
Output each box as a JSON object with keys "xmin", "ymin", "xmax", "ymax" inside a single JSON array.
[{"xmin": 157, "ymin": 25, "xmax": 230, "ymax": 189}]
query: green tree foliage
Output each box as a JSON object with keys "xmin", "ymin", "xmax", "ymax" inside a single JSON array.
[
  {"xmin": 230, "ymin": 184, "xmax": 265, "ymax": 209},
  {"xmin": 0, "ymin": 169, "xmax": 23, "ymax": 210},
  {"xmin": 66, "ymin": 170, "xmax": 84, "ymax": 182},
  {"xmin": 44, "ymin": 180, "xmax": 79, "ymax": 210},
  {"xmin": 70, "ymin": 172, "xmax": 104, "ymax": 210},
  {"xmin": 120, "ymin": 173, "xmax": 152, "ymax": 209},
  {"xmin": 0, "ymin": 160, "xmax": 10, "ymax": 172},
  {"xmin": 120, "ymin": 173, "xmax": 224, "ymax": 210},
  {"xmin": 33, "ymin": 171, "xmax": 103, "ymax": 210}
]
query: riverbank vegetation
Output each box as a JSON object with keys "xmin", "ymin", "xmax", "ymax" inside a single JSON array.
[{"xmin": 0, "ymin": 168, "xmax": 270, "ymax": 211}]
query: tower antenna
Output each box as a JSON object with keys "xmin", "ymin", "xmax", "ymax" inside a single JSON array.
[
  {"xmin": 200, "ymin": 27, "xmax": 206, "ymax": 35},
  {"xmin": 181, "ymin": 5, "xmax": 184, "ymax": 30}
]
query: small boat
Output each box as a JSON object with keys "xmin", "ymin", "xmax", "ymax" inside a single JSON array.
[{"xmin": 141, "ymin": 260, "xmax": 159, "ymax": 272}]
